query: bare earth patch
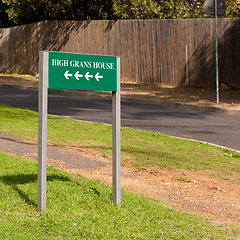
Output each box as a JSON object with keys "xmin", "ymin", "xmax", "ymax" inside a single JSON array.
[{"xmin": 51, "ymin": 149, "xmax": 240, "ymax": 227}]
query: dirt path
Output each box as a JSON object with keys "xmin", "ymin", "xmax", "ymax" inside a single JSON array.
[
  {"xmin": 0, "ymin": 132, "xmax": 239, "ymax": 227},
  {"xmin": 59, "ymin": 154, "xmax": 240, "ymax": 227}
]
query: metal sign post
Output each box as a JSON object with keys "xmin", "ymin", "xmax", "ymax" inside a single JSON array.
[
  {"xmin": 203, "ymin": 0, "xmax": 226, "ymax": 104},
  {"xmin": 38, "ymin": 51, "xmax": 121, "ymax": 212},
  {"xmin": 38, "ymin": 51, "xmax": 48, "ymax": 212},
  {"xmin": 112, "ymin": 57, "xmax": 121, "ymax": 205},
  {"xmin": 214, "ymin": 0, "xmax": 219, "ymax": 104}
]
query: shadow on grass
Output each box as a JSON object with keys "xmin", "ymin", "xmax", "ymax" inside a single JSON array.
[{"xmin": 0, "ymin": 173, "xmax": 71, "ymax": 208}]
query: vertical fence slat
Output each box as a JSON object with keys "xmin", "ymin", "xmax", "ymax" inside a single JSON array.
[{"xmin": 0, "ymin": 19, "xmax": 240, "ymax": 88}]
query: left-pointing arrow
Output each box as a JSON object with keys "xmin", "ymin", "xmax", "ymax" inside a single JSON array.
[
  {"xmin": 85, "ymin": 72, "xmax": 93, "ymax": 81},
  {"xmin": 95, "ymin": 72, "xmax": 103, "ymax": 82},
  {"xmin": 74, "ymin": 71, "xmax": 83, "ymax": 80},
  {"xmin": 64, "ymin": 71, "xmax": 73, "ymax": 79}
]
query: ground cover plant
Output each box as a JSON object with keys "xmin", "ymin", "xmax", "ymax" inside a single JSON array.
[
  {"xmin": 0, "ymin": 104, "xmax": 240, "ymax": 183},
  {"xmin": 0, "ymin": 151, "xmax": 239, "ymax": 239}
]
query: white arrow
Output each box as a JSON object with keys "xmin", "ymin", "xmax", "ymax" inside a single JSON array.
[
  {"xmin": 64, "ymin": 71, "xmax": 73, "ymax": 79},
  {"xmin": 85, "ymin": 72, "xmax": 93, "ymax": 81},
  {"xmin": 74, "ymin": 71, "xmax": 83, "ymax": 80},
  {"xmin": 95, "ymin": 72, "xmax": 103, "ymax": 82}
]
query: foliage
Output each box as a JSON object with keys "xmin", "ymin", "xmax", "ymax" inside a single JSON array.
[
  {"xmin": 1, "ymin": 0, "xmax": 240, "ymax": 27},
  {"xmin": 113, "ymin": 0, "xmax": 205, "ymax": 19},
  {"xmin": 1, "ymin": 0, "xmax": 115, "ymax": 26},
  {"xmin": 112, "ymin": 0, "xmax": 163, "ymax": 19},
  {"xmin": 226, "ymin": 0, "xmax": 240, "ymax": 16}
]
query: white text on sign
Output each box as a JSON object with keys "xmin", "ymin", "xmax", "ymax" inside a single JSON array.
[{"xmin": 51, "ymin": 59, "xmax": 115, "ymax": 70}]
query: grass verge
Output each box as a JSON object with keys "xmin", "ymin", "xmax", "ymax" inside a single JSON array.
[
  {"xmin": 0, "ymin": 151, "xmax": 239, "ymax": 239},
  {"xmin": 0, "ymin": 72, "xmax": 35, "ymax": 77},
  {"xmin": 0, "ymin": 104, "xmax": 240, "ymax": 182}
]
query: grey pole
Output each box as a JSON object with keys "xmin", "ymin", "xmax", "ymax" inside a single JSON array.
[
  {"xmin": 112, "ymin": 57, "xmax": 121, "ymax": 205},
  {"xmin": 215, "ymin": 0, "xmax": 219, "ymax": 104},
  {"xmin": 38, "ymin": 51, "xmax": 48, "ymax": 212}
]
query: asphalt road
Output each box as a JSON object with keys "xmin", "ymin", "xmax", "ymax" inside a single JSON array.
[{"xmin": 1, "ymin": 86, "xmax": 240, "ymax": 151}]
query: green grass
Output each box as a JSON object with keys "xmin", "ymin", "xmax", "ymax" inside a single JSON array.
[
  {"xmin": 0, "ymin": 104, "xmax": 240, "ymax": 182},
  {"xmin": 0, "ymin": 105, "xmax": 240, "ymax": 183},
  {"xmin": 161, "ymin": 96, "xmax": 196, "ymax": 103},
  {"xmin": 0, "ymin": 72, "xmax": 35, "ymax": 77},
  {"xmin": 0, "ymin": 151, "xmax": 239, "ymax": 239}
]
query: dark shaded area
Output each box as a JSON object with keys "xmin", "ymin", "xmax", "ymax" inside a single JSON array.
[
  {"xmin": 0, "ymin": 21, "xmax": 85, "ymax": 75},
  {"xmin": 0, "ymin": 19, "xmax": 118, "ymax": 76},
  {"xmin": 181, "ymin": 18, "xmax": 240, "ymax": 88},
  {"xmin": 0, "ymin": 173, "xmax": 71, "ymax": 208},
  {"xmin": 0, "ymin": 173, "xmax": 70, "ymax": 185},
  {"xmin": 0, "ymin": 1, "xmax": 14, "ymax": 27}
]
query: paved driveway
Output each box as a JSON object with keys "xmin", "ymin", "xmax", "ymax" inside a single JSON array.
[{"xmin": 1, "ymin": 86, "xmax": 240, "ymax": 151}]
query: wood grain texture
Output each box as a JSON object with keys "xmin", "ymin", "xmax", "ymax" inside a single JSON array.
[{"xmin": 0, "ymin": 19, "xmax": 240, "ymax": 88}]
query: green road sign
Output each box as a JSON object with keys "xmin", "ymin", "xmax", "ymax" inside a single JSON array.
[
  {"xmin": 38, "ymin": 51, "xmax": 121, "ymax": 211},
  {"xmin": 48, "ymin": 51, "xmax": 118, "ymax": 91}
]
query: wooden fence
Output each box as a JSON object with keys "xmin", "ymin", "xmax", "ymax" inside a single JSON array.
[{"xmin": 0, "ymin": 19, "xmax": 240, "ymax": 88}]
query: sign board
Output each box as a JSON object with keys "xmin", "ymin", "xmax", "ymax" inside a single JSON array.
[
  {"xmin": 48, "ymin": 52, "xmax": 117, "ymax": 91},
  {"xmin": 38, "ymin": 51, "xmax": 121, "ymax": 212},
  {"xmin": 203, "ymin": 0, "xmax": 226, "ymax": 17}
]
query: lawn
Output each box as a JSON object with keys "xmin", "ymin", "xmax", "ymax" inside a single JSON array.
[
  {"xmin": 0, "ymin": 104, "xmax": 240, "ymax": 182},
  {"xmin": 0, "ymin": 151, "xmax": 239, "ymax": 239}
]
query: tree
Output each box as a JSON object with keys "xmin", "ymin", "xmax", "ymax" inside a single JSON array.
[
  {"xmin": 2, "ymin": 0, "xmax": 115, "ymax": 26},
  {"xmin": 112, "ymin": 0, "xmax": 162, "ymax": 19},
  {"xmin": 2, "ymin": 0, "xmax": 205, "ymax": 26},
  {"xmin": 1, "ymin": 0, "xmax": 240, "ymax": 27},
  {"xmin": 225, "ymin": 0, "xmax": 240, "ymax": 17},
  {"xmin": 183, "ymin": 0, "xmax": 205, "ymax": 17},
  {"xmin": 112, "ymin": 0, "xmax": 205, "ymax": 19}
]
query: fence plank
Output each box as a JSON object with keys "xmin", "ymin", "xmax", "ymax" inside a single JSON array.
[{"xmin": 0, "ymin": 19, "xmax": 240, "ymax": 88}]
